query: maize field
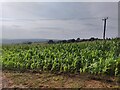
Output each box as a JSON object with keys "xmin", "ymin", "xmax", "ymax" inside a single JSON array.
[{"xmin": 1, "ymin": 39, "xmax": 120, "ymax": 76}]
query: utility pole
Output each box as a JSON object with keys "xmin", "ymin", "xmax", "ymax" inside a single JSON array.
[{"xmin": 102, "ymin": 17, "xmax": 108, "ymax": 40}]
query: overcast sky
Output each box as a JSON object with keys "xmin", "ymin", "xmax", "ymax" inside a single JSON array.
[{"xmin": 1, "ymin": 2, "xmax": 118, "ymax": 39}]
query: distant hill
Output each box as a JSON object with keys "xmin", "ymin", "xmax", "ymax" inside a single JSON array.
[{"xmin": 1, "ymin": 39, "xmax": 58, "ymax": 44}]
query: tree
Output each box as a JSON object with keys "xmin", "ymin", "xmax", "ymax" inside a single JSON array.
[
  {"xmin": 48, "ymin": 40, "xmax": 54, "ymax": 44},
  {"xmin": 76, "ymin": 38, "xmax": 80, "ymax": 42}
]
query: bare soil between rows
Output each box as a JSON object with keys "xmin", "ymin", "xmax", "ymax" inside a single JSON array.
[{"xmin": 2, "ymin": 70, "xmax": 120, "ymax": 89}]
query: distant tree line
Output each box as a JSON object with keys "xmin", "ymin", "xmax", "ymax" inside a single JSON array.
[
  {"xmin": 48, "ymin": 37, "xmax": 112, "ymax": 44},
  {"xmin": 21, "ymin": 37, "xmax": 120, "ymax": 44}
]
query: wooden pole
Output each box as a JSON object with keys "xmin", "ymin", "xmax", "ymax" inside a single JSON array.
[{"xmin": 102, "ymin": 17, "xmax": 108, "ymax": 40}]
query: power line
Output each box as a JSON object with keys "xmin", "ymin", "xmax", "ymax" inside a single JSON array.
[{"xmin": 1, "ymin": 17, "xmax": 106, "ymax": 21}]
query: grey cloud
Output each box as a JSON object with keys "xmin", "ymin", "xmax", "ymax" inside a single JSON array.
[
  {"xmin": 3, "ymin": 2, "xmax": 117, "ymax": 20},
  {"xmin": 2, "ymin": 2, "xmax": 118, "ymax": 39},
  {"xmin": 12, "ymin": 25, "xmax": 21, "ymax": 27}
]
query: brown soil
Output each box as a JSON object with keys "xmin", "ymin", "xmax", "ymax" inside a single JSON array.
[{"xmin": 2, "ymin": 70, "xmax": 120, "ymax": 89}]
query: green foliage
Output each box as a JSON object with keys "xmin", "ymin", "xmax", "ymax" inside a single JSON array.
[{"xmin": 2, "ymin": 39, "xmax": 120, "ymax": 76}]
